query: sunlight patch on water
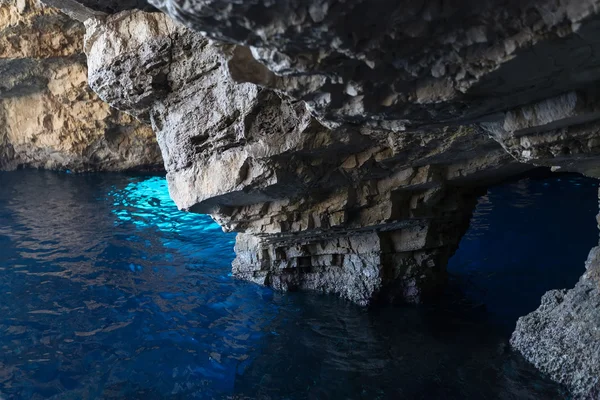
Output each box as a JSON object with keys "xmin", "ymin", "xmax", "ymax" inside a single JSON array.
[{"xmin": 110, "ymin": 176, "xmax": 222, "ymax": 233}]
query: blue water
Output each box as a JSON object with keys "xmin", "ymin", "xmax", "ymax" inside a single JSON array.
[
  {"xmin": 0, "ymin": 171, "xmax": 594, "ymax": 399},
  {"xmin": 448, "ymin": 173, "xmax": 599, "ymax": 332}
]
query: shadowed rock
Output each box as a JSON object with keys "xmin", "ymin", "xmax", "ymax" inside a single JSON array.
[
  {"xmin": 148, "ymin": 0, "xmax": 600, "ymax": 132},
  {"xmin": 83, "ymin": 10, "xmax": 528, "ymax": 304},
  {"xmin": 512, "ymin": 244, "xmax": 600, "ymax": 398},
  {"xmin": 43, "ymin": 0, "xmax": 154, "ymax": 20}
]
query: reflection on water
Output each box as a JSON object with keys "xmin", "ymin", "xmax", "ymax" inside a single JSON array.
[{"xmin": 0, "ymin": 171, "xmax": 589, "ymax": 399}]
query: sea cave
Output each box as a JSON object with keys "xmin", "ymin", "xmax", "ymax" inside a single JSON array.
[{"xmin": 1, "ymin": 0, "xmax": 600, "ymax": 398}]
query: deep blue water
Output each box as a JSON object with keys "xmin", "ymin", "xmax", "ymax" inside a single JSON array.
[
  {"xmin": 0, "ymin": 171, "xmax": 596, "ymax": 399},
  {"xmin": 447, "ymin": 173, "xmax": 599, "ymax": 332}
]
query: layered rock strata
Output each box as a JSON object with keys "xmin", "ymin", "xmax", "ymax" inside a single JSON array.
[
  {"xmin": 82, "ymin": 10, "xmax": 528, "ymax": 305},
  {"xmin": 0, "ymin": 0, "xmax": 161, "ymax": 172},
  {"xmin": 39, "ymin": 0, "xmax": 600, "ymax": 397}
]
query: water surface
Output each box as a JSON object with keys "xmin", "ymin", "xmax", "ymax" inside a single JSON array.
[
  {"xmin": 0, "ymin": 171, "xmax": 595, "ymax": 399},
  {"xmin": 448, "ymin": 172, "xmax": 599, "ymax": 332}
]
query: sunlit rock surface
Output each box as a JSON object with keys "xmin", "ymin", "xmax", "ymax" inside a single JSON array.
[
  {"xmin": 38, "ymin": 0, "xmax": 600, "ymax": 396},
  {"xmin": 0, "ymin": 0, "xmax": 161, "ymax": 172}
]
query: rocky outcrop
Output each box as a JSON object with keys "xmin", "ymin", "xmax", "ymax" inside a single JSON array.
[
  {"xmin": 512, "ymin": 244, "xmax": 600, "ymax": 397},
  {"xmin": 38, "ymin": 0, "xmax": 600, "ymax": 397},
  {"xmin": 0, "ymin": 0, "xmax": 161, "ymax": 172},
  {"xmin": 42, "ymin": 0, "xmax": 153, "ymax": 21},
  {"xmin": 82, "ymin": 10, "xmax": 529, "ymax": 305},
  {"xmin": 483, "ymin": 90, "xmax": 600, "ymax": 177}
]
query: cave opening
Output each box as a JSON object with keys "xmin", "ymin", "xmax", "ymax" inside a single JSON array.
[
  {"xmin": 1, "ymin": 169, "xmax": 594, "ymax": 398},
  {"xmin": 446, "ymin": 169, "xmax": 599, "ymax": 331}
]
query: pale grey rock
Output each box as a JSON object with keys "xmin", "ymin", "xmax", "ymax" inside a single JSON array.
[
  {"xmin": 38, "ymin": 2, "xmax": 600, "ymax": 397},
  {"xmin": 482, "ymin": 90, "xmax": 600, "ymax": 177},
  {"xmin": 148, "ymin": 0, "xmax": 600, "ymax": 132},
  {"xmin": 44, "ymin": 0, "xmax": 152, "ymax": 18},
  {"xmin": 83, "ymin": 10, "xmax": 527, "ymax": 305}
]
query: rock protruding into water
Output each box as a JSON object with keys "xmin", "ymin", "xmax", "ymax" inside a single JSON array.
[
  {"xmin": 83, "ymin": 10, "xmax": 527, "ymax": 305},
  {"xmin": 0, "ymin": 0, "xmax": 162, "ymax": 172},
  {"xmin": 511, "ymin": 245, "xmax": 600, "ymax": 398}
]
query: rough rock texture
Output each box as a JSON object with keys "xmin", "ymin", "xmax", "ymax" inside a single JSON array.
[
  {"xmin": 40, "ymin": 1, "xmax": 600, "ymax": 396},
  {"xmin": 42, "ymin": 0, "xmax": 154, "ymax": 21},
  {"xmin": 148, "ymin": 0, "xmax": 600, "ymax": 132},
  {"xmin": 512, "ymin": 243, "xmax": 600, "ymax": 398},
  {"xmin": 483, "ymin": 90, "xmax": 600, "ymax": 177},
  {"xmin": 0, "ymin": 0, "xmax": 161, "ymax": 172},
  {"xmin": 83, "ymin": 10, "xmax": 529, "ymax": 305}
]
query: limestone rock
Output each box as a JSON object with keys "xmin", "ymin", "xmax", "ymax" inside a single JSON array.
[
  {"xmin": 511, "ymin": 244, "xmax": 600, "ymax": 398},
  {"xmin": 149, "ymin": 0, "xmax": 600, "ymax": 132},
  {"xmin": 42, "ymin": 0, "xmax": 153, "ymax": 21},
  {"xmin": 83, "ymin": 10, "xmax": 529, "ymax": 305},
  {"xmin": 37, "ymin": 2, "xmax": 600, "ymax": 396},
  {"xmin": 0, "ymin": 0, "xmax": 162, "ymax": 172},
  {"xmin": 481, "ymin": 91, "xmax": 600, "ymax": 178}
]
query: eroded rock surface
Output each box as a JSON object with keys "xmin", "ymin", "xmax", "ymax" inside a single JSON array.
[
  {"xmin": 83, "ymin": 10, "xmax": 530, "ymax": 305},
  {"xmin": 147, "ymin": 0, "xmax": 600, "ymax": 132},
  {"xmin": 42, "ymin": 0, "xmax": 154, "ymax": 21},
  {"xmin": 0, "ymin": 0, "xmax": 161, "ymax": 172},
  {"xmin": 512, "ymin": 243, "xmax": 600, "ymax": 397}
]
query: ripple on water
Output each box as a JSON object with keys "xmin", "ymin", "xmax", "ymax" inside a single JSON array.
[{"xmin": 0, "ymin": 171, "xmax": 591, "ymax": 399}]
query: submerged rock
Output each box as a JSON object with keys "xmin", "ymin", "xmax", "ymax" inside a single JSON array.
[{"xmin": 0, "ymin": 0, "xmax": 162, "ymax": 172}]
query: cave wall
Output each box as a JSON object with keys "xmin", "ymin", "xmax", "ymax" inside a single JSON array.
[
  {"xmin": 149, "ymin": 0, "xmax": 600, "ymax": 131},
  {"xmin": 0, "ymin": 0, "xmax": 162, "ymax": 172},
  {"xmin": 30, "ymin": 0, "xmax": 600, "ymax": 397}
]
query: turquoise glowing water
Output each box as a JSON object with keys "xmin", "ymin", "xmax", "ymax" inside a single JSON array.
[{"xmin": 0, "ymin": 170, "xmax": 595, "ymax": 399}]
